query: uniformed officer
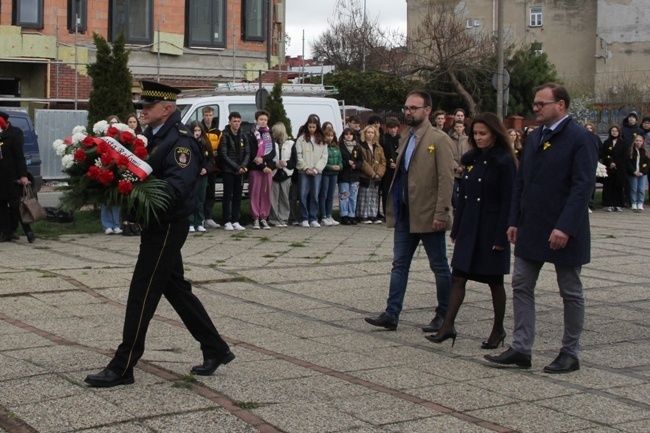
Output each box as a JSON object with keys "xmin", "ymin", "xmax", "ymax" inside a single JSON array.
[{"xmin": 85, "ymin": 81, "xmax": 234, "ymax": 388}]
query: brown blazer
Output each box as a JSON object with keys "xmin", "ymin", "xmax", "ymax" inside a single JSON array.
[
  {"xmin": 359, "ymin": 141, "xmax": 387, "ymax": 180},
  {"xmin": 386, "ymin": 118, "xmax": 456, "ymax": 232}
]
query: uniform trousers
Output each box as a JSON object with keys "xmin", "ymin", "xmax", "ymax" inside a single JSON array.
[
  {"xmin": 107, "ymin": 219, "xmax": 229, "ymax": 377},
  {"xmin": 511, "ymin": 256, "xmax": 584, "ymax": 358}
]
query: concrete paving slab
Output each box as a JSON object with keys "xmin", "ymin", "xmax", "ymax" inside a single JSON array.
[
  {"xmin": 143, "ymin": 408, "xmax": 259, "ymax": 433},
  {"xmin": 536, "ymin": 393, "xmax": 650, "ymax": 424}
]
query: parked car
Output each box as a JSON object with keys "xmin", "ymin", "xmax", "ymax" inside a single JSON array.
[{"xmin": 6, "ymin": 111, "xmax": 42, "ymax": 193}]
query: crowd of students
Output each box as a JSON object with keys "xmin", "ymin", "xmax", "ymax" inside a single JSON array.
[{"xmin": 187, "ymin": 109, "xmax": 405, "ymax": 232}]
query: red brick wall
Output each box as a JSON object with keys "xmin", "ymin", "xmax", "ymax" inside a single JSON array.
[{"xmin": 48, "ymin": 63, "xmax": 93, "ymax": 100}]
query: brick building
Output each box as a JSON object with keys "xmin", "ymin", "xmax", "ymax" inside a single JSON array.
[{"xmin": 0, "ymin": 0, "xmax": 287, "ymax": 108}]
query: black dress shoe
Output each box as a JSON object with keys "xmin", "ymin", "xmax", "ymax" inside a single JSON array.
[
  {"xmin": 25, "ymin": 230, "xmax": 36, "ymax": 243},
  {"xmin": 191, "ymin": 351, "xmax": 236, "ymax": 376},
  {"xmin": 421, "ymin": 314, "xmax": 445, "ymax": 333},
  {"xmin": 364, "ymin": 312, "xmax": 398, "ymax": 330},
  {"xmin": 84, "ymin": 368, "xmax": 134, "ymax": 388},
  {"xmin": 11, "ymin": 232, "xmax": 20, "ymax": 240},
  {"xmin": 484, "ymin": 347, "xmax": 531, "ymax": 368},
  {"xmin": 543, "ymin": 352, "xmax": 580, "ymax": 374}
]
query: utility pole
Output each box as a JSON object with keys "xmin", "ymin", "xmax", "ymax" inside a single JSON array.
[
  {"xmin": 496, "ymin": 0, "xmax": 504, "ymax": 120},
  {"xmin": 362, "ymin": 0, "xmax": 367, "ymax": 72}
]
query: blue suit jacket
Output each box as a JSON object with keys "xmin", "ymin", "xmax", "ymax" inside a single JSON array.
[{"xmin": 509, "ymin": 117, "xmax": 598, "ymax": 266}]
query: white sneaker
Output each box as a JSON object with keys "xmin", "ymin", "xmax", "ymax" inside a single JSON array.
[
  {"xmin": 373, "ymin": 218, "xmax": 383, "ymax": 224},
  {"xmin": 104, "ymin": 228, "xmax": 114, "ymax": 235},
  {"xmin": 224, "ymin": 222, "xmax": 234, "ymax": 231},
  {"xmin": 260, "ymin": 220, "xmax": 271, "ymax": 230},
  {"xmin": 615, "ymin": 207, "xmax": 623, "ymax": 212},
  {"xmin": 606, "ymin": 207, "xmax": 613, "ymax": 212},
  {"xmin": 291, "ymin": 221, "xmax": 300, "ymax": 226},
  {"xmin": 113, "ymin": 227, "xmax": 123, "ymax": 234},
  {"xmin": 189, "ymin": 226, "xmax": 195, "ymax": 232},
  {"xmin": 310, "ymin": 221, "xmax": 321, "ymax": 228},
  {"xmin": 588, "ymin": 208, "xmax": 593, "ymax": 213},
  {"xmin": 631, "ymin": 204, "xmax": 637, "ymax": 210},
  {"xmin": 253, "ymin": 220, "xmax": 260, "ymax": 229},
  {"xmin": 197, "ymin": 225, "xmax": 207, "ymax": 232},
  {"xmin": 639, "ymin": 204, "xmax": 645, "ymax": 210},
  {"xmin": 232, "ymin": 222, "xmax": 246, "ymax": 231},
  {"xmin": 330, "ymin": 218, "xmax": 340, "ymax": 226},
  {"xmin": 301, "ymin": 220, "xmax": 310, "ymax": 228},
  {"xmin": 321, "ymin": 218, "xmax": 333, "ymax": 226},
  {"xmin": 205, "ymin": 219, "xmax": 220, "ymax": 228}
]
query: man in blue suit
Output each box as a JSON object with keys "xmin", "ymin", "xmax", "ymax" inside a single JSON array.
[{"xmin": 485, "ymin": 83, "xmax": 598, "ymax": 373}]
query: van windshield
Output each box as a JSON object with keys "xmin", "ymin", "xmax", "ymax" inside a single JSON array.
[{"xmin": 176, "ymin": 104, "xmax": 191, "ymax": 118}]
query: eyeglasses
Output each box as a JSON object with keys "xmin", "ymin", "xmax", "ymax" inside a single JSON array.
[
  {"xmin": 532, "ymin": 100, "xmax": 559, "ymax": 109},
  {"xmin": 402, "ymin": 106, "xmax": 426, "ymax": 113}
]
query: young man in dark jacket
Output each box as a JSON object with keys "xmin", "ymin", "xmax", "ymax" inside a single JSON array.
[{"xmin": 218, "ymin": 111, "xmax": 251, "ymax": 231}]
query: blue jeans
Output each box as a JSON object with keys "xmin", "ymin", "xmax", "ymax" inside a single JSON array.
[
  {"xmin": 629, "ymin": 174, "xmax": 647, "ymax": 205},
  {"xmin": 385, "ymin": 216, "xmax": 451, "ymax": 320},
  {"xmin": 338, "ymin": 182, "xmax": 359, "ymax": 217},
  {"xmin": 101, "ymin": 205, "xmax": 121, "ymax": 230},
  {"xmin": 299, "ymin": 173, "xmax": 321, "ymax": 222},
  {"xmin": 319, "ymin": 175, "xmax": 338, "ymax": 218}
]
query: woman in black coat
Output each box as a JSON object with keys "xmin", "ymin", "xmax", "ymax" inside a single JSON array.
[
  {"xmin": 426, "ymin": 112, "xmax": 517, "ymax": 348},
  {"xmin": 601, "ymin": 125, "xmax": 629, "ymax": 211}
]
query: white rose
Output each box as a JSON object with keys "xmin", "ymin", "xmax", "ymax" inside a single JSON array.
[
  {"xmin": 114, "ymin": 123, "xmax": 131, "ymax": 133},
  {"xmin": 93, "ymin": 120, "xmax": 109, "ymax": 135},
  {"xmin": 72, "ymin": 125, "xmax": 87, "ymax": 135},
  {"xmin": 61, "ymin": 154, "xmax": 75, "ymax": 169},
  {"xmin": 71, "ymin": 132, "xmax": 87, "ymax": 145}
]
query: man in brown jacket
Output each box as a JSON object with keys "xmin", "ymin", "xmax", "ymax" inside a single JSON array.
[{"xmin": 365, "ymin": 90, "xmax": 455, "ymax": 331}]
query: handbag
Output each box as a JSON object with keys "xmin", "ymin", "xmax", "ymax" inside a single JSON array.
[{"xmin": 19, "ymin": 185, "xmax": 47, "ymax": 224}]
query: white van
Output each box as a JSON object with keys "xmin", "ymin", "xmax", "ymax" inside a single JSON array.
[{"xmin": 176, "ymin": 94, "xmax": 343, "ymax": 137}]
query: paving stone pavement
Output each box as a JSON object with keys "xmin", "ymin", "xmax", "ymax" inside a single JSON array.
[{"xmin": 0, "ymin": 210, "xmax": 648, "ymax": 433}]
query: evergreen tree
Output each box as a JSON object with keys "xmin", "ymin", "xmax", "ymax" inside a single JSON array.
[
  {"xmin": 265, "ymin": 81, "xmax": 293, "ymax": 137},
  {"xmin": 87, "ymin": 32, "xmax": 134, "ymax": 128}
]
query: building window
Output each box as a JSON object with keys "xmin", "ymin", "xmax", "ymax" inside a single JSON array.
[
  {"xmin": 12, "ymin": 0, "xmax": 44, "ymax": 29},
  {"xmin": 243, "ymin": 0, "xmax": 266, "ymax": 41},
  {"xmin": 529, "ymin": 6, "xmax": 543, "ymax": 27},
  {"xmin": 532, "ymin": 41, "xmax": 543, "ymax": 55},
  {"xmin": 68, "ymin": 0, "xmax": 87, "ymax": 33},
  {"xmin": 187, "ymin": 0, "xmax": 226, "ymax": 48},
  {"xmin": 111, "ymin": 0, "xmax": 153, "ymax": 44}
]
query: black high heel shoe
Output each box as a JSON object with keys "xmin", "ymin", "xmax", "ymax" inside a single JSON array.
[
  {"xmin": 425, "ymin": 328, "xmax": 457, "ymax": 347},
  {"xmin": 481, "ymin": 331, "xmax": 507, "ymax": 349}
]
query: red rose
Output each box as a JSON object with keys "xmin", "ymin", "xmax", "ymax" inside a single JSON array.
[
  {"xmin": 133, "ymin": 145, "xmax": 148, "ymax": 159},
  {"xmin": 87, "ymin": 165, "xmax": 101, "ymax": 180},
  {"xmin": 106, "ymin": 126, "xmax": 120, "ymax": 138},
  {"xmin": 100, "ymin": 153, "xmax": 114, "ymax": 166},
  {"xmin": 117, "ymin": 180, "xmax": 134, "ymax": 195},
  {"xmin": 120, "ymin": 131, "xmax": 135, "ymax": 145},
  {"xmin": 133, "ymin": 138, "xmax": 145, "ymax": 147},
  {"xmin": 96, "ymin": 141, "xmax": 110, "ymax": 155},
  {"xmin": 82, "ymin": 136, "xmax": 96, "ymax": 148},
  {"xmin": 73, "ymin": 148, "xmax": 87, "ymax": 162},
  {"xmin": 98, "ymin": 169, "xmax": 114, "ymax": 185},
  {"xmin": 116, "ymin": 155, "xmax": 130, "ymax": 168}
]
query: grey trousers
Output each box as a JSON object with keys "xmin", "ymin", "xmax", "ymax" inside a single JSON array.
[
  {"xmin": 270, "ymin": 179, "xmax": 291, "ymax": 225},
  {"xmin": 511, "ymin": 256, "xmax": 585, "ymax": 358}
]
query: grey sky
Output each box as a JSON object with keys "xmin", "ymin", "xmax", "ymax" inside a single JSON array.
[{"xmin": 284, "ymin": 0, "xmax": 407, "ymax": 57}]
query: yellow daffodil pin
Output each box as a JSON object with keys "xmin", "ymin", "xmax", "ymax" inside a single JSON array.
[
  {"xmin": 543, "ymin": 141, "xmax": 551, "ymax": 151},
  {"xmin": 466, "ymin": 165, "xmax": 473, "ymax": 172},
  {"xmin": 428, "ymin": 145, "xmax": 435, "ymax": 153}
]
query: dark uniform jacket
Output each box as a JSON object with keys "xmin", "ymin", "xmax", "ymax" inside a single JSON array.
[
  {"xmin": 450, "ymin": 146, "xmax": 516, "ymax": 275},
  {"xmin": 219, "ymin": 125, "xmax": 251, "ymax": 174},
  {"xmin": 0, "ymin": 124, "xmax": 28, "ymax": 201},
  {"xmin": 602, "ymin": 137, "xmax": 630, "ymax": 188},
  {"xmin": 145, "ymin": 111, "xmax": 203, "ymax": 222},
  {"xmin": 509, "ymin": 116, "xmax": 598, "ymax": 266}
]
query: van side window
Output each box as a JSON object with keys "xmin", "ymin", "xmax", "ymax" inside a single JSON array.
[{"xmin": 228, "ymin": 104, "xmax": 256, "ymax": 130}]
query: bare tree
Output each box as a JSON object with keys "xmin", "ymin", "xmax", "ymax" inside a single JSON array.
[
  {"xmin": 312, "ymin": 0, "xmax": 406, "ymax": 74},
  {"xmin": 407, "ymin": 1, "xmax": 496, "ymax": 116}
]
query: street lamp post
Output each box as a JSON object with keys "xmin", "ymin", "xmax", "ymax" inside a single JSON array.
[{"xmin": 362, "ymin": 0, "xmax": 366, "ymax": 72}]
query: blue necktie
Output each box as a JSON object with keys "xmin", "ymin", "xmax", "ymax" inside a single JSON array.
[
  {"xmin": 540, "ymin": 127, "xmax": 552, "ymax": 146},
  {"xmin": 404, "ymin": 130, "xmax": 416, "ymax": 171}
]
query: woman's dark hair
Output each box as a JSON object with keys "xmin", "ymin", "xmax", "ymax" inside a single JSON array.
[
  {"xmin": 189, "ymin": 120, "xmax": 212, "ymax": 152},
  {"xmin": 608, "ymin": 125, "xmax": 620, "ymax": 137},
  {"xmin": 467, "ymin": 112, "xmax": 517, "ymax": 164},
  {"xmin": 126, "ymin": 113, "xmax": 142, "ymax": 134},
  {"xmin": 323, "ymin": 126, "xmax": 338, "ymax": 147},
  {"xmin": 300, "ymin": 114, "xmax": 325, "ymax": 143},
  {"xmin": 339, "ymin": 127, "xmax": 359, "ymax": 146}
]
